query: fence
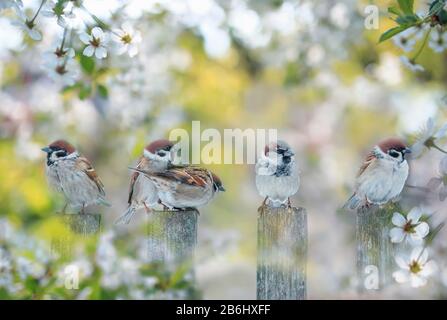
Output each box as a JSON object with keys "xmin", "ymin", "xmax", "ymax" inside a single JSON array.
[{"xmin": 257, "ymin": 206, "xmax": 308, "ymax": 300}]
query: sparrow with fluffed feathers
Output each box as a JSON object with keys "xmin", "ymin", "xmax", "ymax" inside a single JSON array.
[
  {"xmin": 130, "ymin": 164, "xmax": 225, "ymax": 213},
  {"xmin": 115, "ymin": 139, "xmax": 174, "ymax": 225},
  {"xmin": 42, "ymin": 140, "xmax": 110, "ymax": 213},
  {"xmin": 255, "ymin": 140, "xmax": 300, "ymax": 208},
  {"xmin": 344, "ymin": 138, "xmax": 412, "ymax": 210}
]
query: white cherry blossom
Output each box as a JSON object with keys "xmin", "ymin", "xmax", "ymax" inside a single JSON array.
[
  {"xmin": 389, "ymin": 207, "xmax": 429, "ymax": 245},
  {"xmin": 393, "ymin": 247, "xmax": 437, "ymax": 288},
  {"xmin": 112, "ymin": 23, "xmax": 142, "ymax": 57},
  {"xmin": 80, "ymin": 27, "xmax": 108, "ymax": 59}
]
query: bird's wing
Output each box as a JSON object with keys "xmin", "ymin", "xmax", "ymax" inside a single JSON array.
[
  {"xmin": 76, "ymin": 156, "xmax": 106, "ymax": 196},
  {"xmin": 357, "ymin": 151, "xmax": 377, "ymax": 177},
  {"xmin": 168, "ymin": 163, "xmax": 200, "ymax": 169},
  {"xmin": 152, "ymin": 167, "xmax": 209, "ymax": 188},
  {"xmin": 128, "ymin": 171, "xmax": 139, "ymax": 205},
  {"xmin": 127, "ymin": 156, "xmax": 146, "ymax": 204}
]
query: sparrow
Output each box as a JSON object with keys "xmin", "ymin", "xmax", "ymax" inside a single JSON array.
[
  {"xmin": 115, "ymin": 139, "xmax": 174, "ymax": 225},
  {"xmin": 255, "ymin": 140, "xmax": 300, "ymax": 208},
  {"xmin": 42, "ymin": 140, "xmax": 110, "ymax": 213},
  {"xmin": 344, "ymin": 138, "xmax": 412, "ymax": 210},
  {"xmin": 130, "ymin": 165, "xmax": 225, "ymax": 212}
]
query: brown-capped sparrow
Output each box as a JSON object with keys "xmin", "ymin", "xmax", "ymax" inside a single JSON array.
[
  {"xmin": 130, "ymin": 164, "xmax": 225, "ymax": 213},
  {"xmin": 255, "ymin": 140, "xmax": 300, "ymax": 208},
  {"xmin": 344, "ymin": 138, "xmax": 412, "ymax": 210},
  {"xmin": 42, "ymin": 140, "xmax": 110, "ymax": 213},
  {"xmin": 115, "ymin": 139, "xmax": 174, "ymax": 225}
]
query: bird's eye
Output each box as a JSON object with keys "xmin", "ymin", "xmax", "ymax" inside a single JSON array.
[
  {"xmin": 276, "ymin": 148, "xmax": 285, "ymax": 154},
  {"xmin": 56, "ymin": 150, "xmax": 67, "ymax": 158},
  {"xmin": 157, "ymin": 150, "xmax": 166, "ymax": 157},
  {"xmin": 389, "ymin": 150, "xmax": 400, "ymax": 158}
]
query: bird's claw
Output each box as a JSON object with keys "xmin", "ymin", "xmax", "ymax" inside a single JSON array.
[
  {"xmin": 143, "ymin": 203, "xmax": 152, "ymax": 215},
  {"xmin": 287, "ymin": 198, "xmax": 293, "ymax": 213}
]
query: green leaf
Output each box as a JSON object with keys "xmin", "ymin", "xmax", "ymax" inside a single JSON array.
[
  {"xmin": 169, "ymin": 263, "xmax": 192, "ymax": 287},
  {"xmin": 429, "ymin": 0, "xmax": 445, "ymax": 16},
  {"xmin": 438, "ymin": 8, "xmax": 447, "ymax": 24},
  {"xmin": 398, "ymin": 0, "xmax": 414, "ymax": 15},
  {"xmin": 97, "ymin": 84, "xmax": 108, "ymax": 99},
  {"xmin": 79, "ymin": 84, "xmax": 92, "ymax": 100},
  {"xmin": 426, "ymin": 221, "xmax": 445, "ymax": 244},
  {"xmin": 379, "ymin": 25, "xmax": 408, "ymax": 42},
  {"xmin": 62, "ymin": 82, "xmax": 81, "ymax": 93},
  {"xmin": 388, "ymin": 7, "xmax": 402, "ymax": 16},
  {"xmin": 396, "ymin": 14, "xmax": 419, "ymax": 25},
  {"xmin": 80, "ymin": 55, "xmax": 95, "ymax": 75}
]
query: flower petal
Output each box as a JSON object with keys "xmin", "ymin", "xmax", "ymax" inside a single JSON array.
[
  {"xmin": 128, "ymin": 44, "xmax": 138, "ymax": 57},
  {"xmin": 407, "ymin": 207, "xmax": 422, "ymax": 223},
  {"xmin": 115, "ymin": 43, "xmax": 127, "ymax": 54},
  {"xmin": 410, "ymin": 274, "xmax": 427, "ymax": 288},
  {"xmin": 57, "ymin": 16, "xmax": 66, "ymax": 28},
  {"xmin": 28, "ymin": 28, "xmax": 42, "ymax": 41},
  {"xmin": 410, "ymin": 246, "xmax": 425, "ymax": 262},
  {"xmin": 393, "ymin": 270, "xmax": 410, "ymax": 283},
  {"xmin": 121, "ymin": 22, "xmax": 133, "ymax": 33},
  {"xmin": 91, "ymin": 27, "xmax": 104, "ymax": 39},
  {"xmin": 426, "ymin": 117, "xmax": 435, "ymax": 136},
  {"xmin": 11, "ymin": 20, "xmax": 25, "ymax": 28},
  {"xmin": 67, "ymin": 48, "xmax": 75, "ymax": 58},
  {"xmin": 390, "ymin": 227, "xmax": 406, "ymax": 243},
  {"xmin": 420, "ymin": 260, "xmax": 437, "ymax": 277},
  {"xmin": 112, "ymin": 28, "xmax": 124, "ymax": 35},
  {"xmin": 95, "ymin": 46, "xmax": 107, "ymax": 59},
  {"xmin": 392, "ymin": 212, "xmax": 406, "ymax": 227},
  {"xmin": 434, "ymin": 123, "xmax": 447, "ymax": 139},
  {"xmin": 409, "ymin": 141, "xmax": 424, "ymax": 159},
  {"xmin": 395, "ymin": 256, "xmax": 409, "ymax": 269},
  {"xmin": 83, "ymin": 45, "xmax": 94, "ymax": 57},
  {"xmin": 407, "ymin": 236, "xmax": 423, "ymax": 246},
  {"xmin": 41, "ymin": 10, "xmax": 54, "ymax": 17},
  {"xmin": 414, "ymin": 222, "xmax": 429, "ymax": 239},
  {"xmin": 133, "ymin": 31, "xmax": 142, "ymax": 43},
  {"xmin": 79, "ymin": 33, "xmax": 91, "ymax": 44}
]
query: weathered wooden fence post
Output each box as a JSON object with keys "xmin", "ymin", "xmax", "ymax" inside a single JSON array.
[
  {"xmin": 61, "ymin": 213, "xmax": 102, "ymax": 235},
  {"xmin": 356, "ymin": 206, "xmax": 393, "ymax": 291},
  {"xmin": 257, "ymin": 206, "xmax": 308, "ymax": 300},
  {"xmin": 51, "ymin": 213, "xmax": 102, "ymax": 259},
  {"xmin": 146, "ymin": 210, "xmax": 198, "ymax": 270}
]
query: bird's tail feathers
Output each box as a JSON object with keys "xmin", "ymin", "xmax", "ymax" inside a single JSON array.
[
  {"xmin": 98, "ymin": 197, "xmax": 111, "ymax": 207},
  {"xmin": 343, "ymin": 193, "xmax": 361, "ymax": 211},
  {"xmin": 115, "ymin": 207, "xmax": 136, "ymax": 225}
]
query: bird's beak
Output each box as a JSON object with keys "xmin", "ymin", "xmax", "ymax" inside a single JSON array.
[
  {"xmin": 219, "ymin": 185, "xmax": 226, "ymax": 192},
  {"xmin": 41, "ymin": 146, "xmax": 51, "ymax": 153},
  {"xmin": 284, "ymin": 150, "xmax": 294, "ymax": 157},
  {"xmin": 404, "ymin": 148, "xmax": 412, "ymax": 154}
]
